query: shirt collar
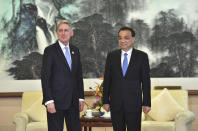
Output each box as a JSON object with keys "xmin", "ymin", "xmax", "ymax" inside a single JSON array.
[
  {"xmin": 121, "ymin": 48, "xmax": 133, "ymax": 55},
  {"xmin": 58, "ymin": 41, "xmax": 69, "ymax": 49}
]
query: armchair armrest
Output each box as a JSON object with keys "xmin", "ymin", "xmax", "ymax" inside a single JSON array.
[
  {"xmin": 13, "ymin": 112, "xmax": 29, "ymax": 131},
  {"xmin": 175, "ymin": 111, "xmax": 195, "ymax": 131}
]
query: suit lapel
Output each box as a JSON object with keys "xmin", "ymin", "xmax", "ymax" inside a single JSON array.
[
  {"xmin": 54, "ymin": 42, "xmax": 71, "ymax": 71},
  {"xmin": 69, "ymin": 45, "xmax": 76, "ymax": 72},
  {"xmin": 117, "ymin": 49, "xmax": 123, "ymax": 77}
]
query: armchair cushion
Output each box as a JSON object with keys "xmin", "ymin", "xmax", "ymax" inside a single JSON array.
[
  {"xmin": 24, "ymin": 97, "xmax": 47, "ymax": 122},
  {"xmin": 142, "ymin": 112, "xmax": 145, "ymax": 121},
  {"xmin": 142, "ymin": 121, "xmax": 175, "ymax": 131},
  {"xmin": 148, "ymin": 88, "xmax": 184, "ymax": 121},
  {"xmin": 26, "ymin": 122, "xmax": 47, "ymax": 131}
]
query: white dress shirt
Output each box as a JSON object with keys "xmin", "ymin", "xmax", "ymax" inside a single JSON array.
[{"xmin": 121, "ymin": 48, "xmax": 133, "ymax": 68}]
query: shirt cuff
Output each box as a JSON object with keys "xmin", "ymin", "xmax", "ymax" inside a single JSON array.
[
  {"xmin": 45, "ymin": 100, "xmax": 54, "ymax": 106},
  {"xmin": 79, "ymin": 99, "xmax": 84, "ymax": 101}
]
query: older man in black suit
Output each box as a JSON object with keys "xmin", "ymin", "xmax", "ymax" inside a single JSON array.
[
  {"xmin": 103, "ymin": 27, "xmax": 151, "ymax": 131},
  {"xmin": 41, "ymin": 20, "xmax": 84, "ymax": 131}
]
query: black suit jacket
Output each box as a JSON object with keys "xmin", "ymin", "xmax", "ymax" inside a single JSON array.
[
  {"xmin": 103, "ymin": 48, "xmax": 151, "ymax": 112},
  {"xmin": 41, "ymin": 41, "xmax": 84, "ymax": 110}
]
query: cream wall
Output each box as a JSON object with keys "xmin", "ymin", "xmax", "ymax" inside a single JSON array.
[{"xmin": 0, "ymin": 78, "xmax": 198, "ymax": 92}]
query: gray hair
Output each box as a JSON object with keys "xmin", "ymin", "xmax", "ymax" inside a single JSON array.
[{"xmin": 56, "ymin": 20, "xmax": 73, "ymax": 31}]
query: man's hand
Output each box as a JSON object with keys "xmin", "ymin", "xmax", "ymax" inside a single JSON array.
[
  {"xmin": 143, "ymin": 106, "xmax": 151, "ymax": 114},
  {"xmin": 47, "ymin": 102, "xmax": 56, "ymax": 113},
  {"xmin": 103, "ymin": 104, "xmax": 110, "ymax": 112},
  {"xmin": 79, "ymin": 101, "xmax": 84, "ymax": 112}
]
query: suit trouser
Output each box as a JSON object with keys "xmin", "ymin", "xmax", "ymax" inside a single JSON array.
[
  {"xmin": 47, "ymin": 105, "xmax": 81, "ymax": 131},
  {"xmin": 111, "ymin": 108, "xmax": 142, "ymax": 131}
]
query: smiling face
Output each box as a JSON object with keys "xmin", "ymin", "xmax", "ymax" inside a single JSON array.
[
  {"xmin": 118, "ymin": 30, "xmax": 135, "ymax": 52},
  {"xmin": 57, "ymin": 23, "xmax": 73, "ymax": 46}
]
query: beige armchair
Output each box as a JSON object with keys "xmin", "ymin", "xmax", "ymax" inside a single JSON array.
[
  {"xmin": 13, "ymin": 92, "xmax": 49, "ymax": 131},
  {"xmin": 141, "ymin": 89, "xmax": 195, "ymax": 131}
]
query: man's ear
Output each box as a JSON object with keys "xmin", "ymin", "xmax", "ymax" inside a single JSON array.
[
  {"xmin": 70, "ymin": 30, "xmax": 74, "ymax": 36},
  {"xmin": 132, "ymin": 37, "xmax": 135, "ymax": 43}
]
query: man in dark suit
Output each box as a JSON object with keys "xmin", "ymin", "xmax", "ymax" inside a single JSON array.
[
  {"xmin": 102, "ymin": 27, "xmax": 151, "ymax": 131},
  {"xmin": 41, "ymin": 20, "xmax": 84, "ymax": 131}
]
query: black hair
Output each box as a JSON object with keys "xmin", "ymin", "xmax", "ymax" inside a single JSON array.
[{"xmin": 118, "ymin": 26, "xmax": 136, "ymax": 37}]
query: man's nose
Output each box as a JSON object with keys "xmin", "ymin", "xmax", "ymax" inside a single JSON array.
[{"xmin": 121, "ymin": 39, "xmax": 125, "ymax": 43}]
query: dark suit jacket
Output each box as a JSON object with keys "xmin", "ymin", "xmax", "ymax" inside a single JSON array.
[
  {"xmin": 103, "ymin": 48, "xmax": 151, "ymax": 112},
  {"xmin": 41, "ymin": 41, "xmax": 84, "ymax": 110}
]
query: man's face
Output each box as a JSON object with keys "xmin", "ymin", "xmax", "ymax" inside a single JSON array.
[
  {"xmin": 118, "ymin": 30, "xmax": 135, "ymax": 51},
  {"xmin": 57, "ymin": 23, "xmax": 73, "ymax": 45}
]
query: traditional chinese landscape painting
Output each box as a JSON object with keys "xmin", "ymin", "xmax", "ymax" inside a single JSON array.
[{"xmin": 0, "ymin": 0, "xmax": 198, "ymax": 80}]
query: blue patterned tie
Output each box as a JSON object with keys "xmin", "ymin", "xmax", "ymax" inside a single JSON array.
[
  {"xmin": 122, "ymin": 53, "xmax": 128, "ymax": 76},
  {"xmin": 65, "ymin": 47, "xmax": 72, "ymax": 69}
]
